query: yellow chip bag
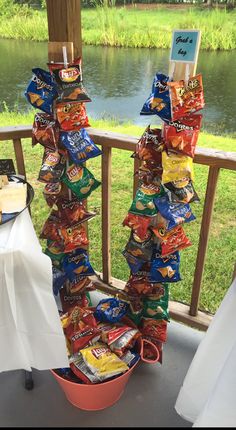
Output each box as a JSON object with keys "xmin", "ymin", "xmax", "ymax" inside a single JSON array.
[
  {"xmin": 80, "ymin": 342, "xmax": 128, "ymax": 381},
  {"xmin": 161, "ymin": 151, "xmax": 194, "ymax": 184}
]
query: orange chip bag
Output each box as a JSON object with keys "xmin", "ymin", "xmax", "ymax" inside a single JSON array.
[
  {"xmin": 168, "ymin": 74, "xmax": 205, "ymax": 120},
  {"xmin": 56, "ymin": 102, "xmax": 90, "ymax": 131}
]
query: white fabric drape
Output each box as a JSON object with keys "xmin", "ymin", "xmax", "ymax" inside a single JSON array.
[
  {"xmin": 0, "ymin": 209, "xmax": 69, "ymax": 372},
  {"xmin": 175, "ymin": 277, "xmax": 236, "ymax": 427}
]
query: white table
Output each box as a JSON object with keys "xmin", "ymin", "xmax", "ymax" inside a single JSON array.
[{"xmin": 0, "ymin": 209, "xmax": 69, "ymax": 374}]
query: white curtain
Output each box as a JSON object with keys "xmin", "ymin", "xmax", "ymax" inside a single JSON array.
[
  {"xmin": 175, "ymin": 277, "xmax": 236, "ymax": 427},
  {"xmin": 0, "ymin": 209, "xmax": 69, "ymax": 372}
]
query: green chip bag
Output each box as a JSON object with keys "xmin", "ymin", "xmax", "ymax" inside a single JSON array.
[
  {"xmin": 143, "ymin": 284, "xmax": 169, "ymax": 321},
  {"xmin": 129, "ymin": 184, "xmax": 165, "ymax": 217},
  {"xmin": 62, "ymin": 163, "xmax": 101, "ymax": 200}
]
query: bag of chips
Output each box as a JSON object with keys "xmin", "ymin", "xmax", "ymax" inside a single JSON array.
[
  {"xmin": 40, "ymin": 212, "xmax": 64, "ymax": 242},
  {"xmin": 129, "ymin": 187, "xmax": 161, "ymax": 217},
  {"xmin": 143, "ymin": 285, "xmax": 169, "ymax": 321},
  {"xmin": 124, "ymin": 274, "xmax": 165, "ymax": 297},
  {"xmin": 164, "ymin": 178, "xmax": 199, "ymax": 204},
  {"xmin": 122, "ymin": 212, "xmax": 153, "ymax": 241},
  {"xmin": 154, "ymin": 194, "xmax": 196, "ymax": 231},
  {"xmin": 160, "ymin": 225, "xmax": 192, "ymax": 257},
  {"xmin": 141, "ymin": 318, "xmax": 168, "ymax": 343},
  {"xmin": 168, "ymin": 74, "xmax": 204, "ymax": 120},
  {"xmin": 25, "ymin": 67, "xmax": 57, "ymax": 114},
  {"xmin": 38, "ymin": 148, "xmax": 66, "ymax": 183},
  {"xmin": 60, "ymin": 285, "xmax": 91, "ymax": 313},
  {"xmin": 163, "ymin": 115, "xmax": 202, "ymax": 158},
  {"xmin": 62, "ymin": 163, "xmax": 101, "ymax": 200},
  {"xmin": 60, "ymin": 128, "xmax": 102, "ymax": 164},
  {"xmin": 125, "ymin": 231, "xmax": 154, "ymax": 262},
  {"xmin": 161, "ymin": 150, "xmax": 194, "ymax": 184},
  {"xmin": 43, "ymin": 182, "xmax": 62, "ymax": 207},
  {"xmin": 80, "ymin": 343, "xmax": 128, "ymax": 381},
  {"xmin": 60, "ymin": 223, "xmax": 89, "ymax": 253},
  {"xmin": 49, "ymin": 57, "xmax": 91, "ymax": 103},
  {"xmin": 132, "ymin": 125, "xmax": 164, "ymax": 164},
  {"xmin": 70, "ymin": 352, "xmax": 100, "ymax": 384},
  {"xmin": 56, "ymin": 102, "xmax": 90, "ymax": 131},
  {"xmin": 44, "ymin": 240, "xmax": 65, "ymax": 268},
  {"xmin": 62, "ymin": 248, "xmax": 95, "ymax": 281},
  {"xmin": 32, "ymin": 113, "xmax": 60, "ymax": 151},
  {"xmin": 95, "ymin": 298, "xmax": 129, "ymax": 323},
  {"xmin": 110, "ymin": 328, "xmax": 141, "ymax": 357},
  {"xmin": 52, "ymin": 266, "xmax": 67, "ymax": 296},
  {"xmin": 65, "ymin": 274, "xmax": 95, "ymax": 295},
  {"xmin": 140, "ymin": 73, "xmax": 172, "ymax": 122},
  {"xmin": 54, "ymin": 197, "xmax": 96, "ymax": 226},
  {"xmin": 150, "ymin": 251, "xmax": 181, "ymax": 283},
  {"xmin": 122, "ymin": 250, "xmax": 146, "ymax": 274}
]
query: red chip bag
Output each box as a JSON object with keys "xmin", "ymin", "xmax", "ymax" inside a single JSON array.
[
  {"xmin": 132, "ymin": 125, "xmax": 164, "ymax": 165},
  {"xmin": 159, "ymin": 225, "xmax": 192, "ymax": 257},
  {"xmin": 122, "ymin": 213, "xmax": 152, "ymax": 240},
  {"xmin": 168, "ymin": 74, "xmax": 205, "ymax": 120},
  {"xmin": 141, "ymin": 318, "xmax": 168, "ymax": 343},
  {"xmin": 54, "ymin": 198, "xmax": 96, "ymax": 226},
  {"xmin": 32, "ymin": 113, "xmax": 60, "ymax": 150},
  {"xmin": 163, "ymin": 114, "xmax": 202, "ymax": 158},
  {"xmin": 56, "ymin": 102, "xmax": 90, "ymax": 131},
  {"xmin": 60, "ymin": 223, "xmax": 89, "ymax": 252}
]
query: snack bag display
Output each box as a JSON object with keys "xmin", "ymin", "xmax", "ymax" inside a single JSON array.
[
  {"xmin": 168, "ymin": 74, "xmax": 204, "ymax": 120},
  {"xmin": 62, "ymin": 163, "xmax": 101, "ymax": 200},
  {"xmin": 32, "ymin": 113, "xmax": 60, "ymax": 150},
  {"xmin": 161, "ymin": 150, "xmax": 194, "ymax": 184},
  {"xmin": 25, "ymin": 67, "xmax": 57, "ymax": 114},
  {"xmin": 154, "ymin": 194, "xmax": 196, "ymax": 231},
  {"xmin": 150, "ymin": 251, "xmax": 181, "ymax": 283},
  {"xmin": 56, "ymin": 102, "xmax": 90, "ymax": 131},
  {"xmin": 38, "ymin": 148, "xmax": 66, "ymax": 183},
  {"xmin": 140, "ymin": 73, "xmax": 172, "ymax": 122},
  {"xmin": 60, "ymin": 128, "xmax": 102, "ymax": 164},
  {"xmin": 163, "ymin": 115, "xmax": 202, "ymax": 158}
]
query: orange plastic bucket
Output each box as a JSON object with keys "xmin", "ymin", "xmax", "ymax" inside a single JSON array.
[{"xmin": 51, "ymin": 317, "xmax": 159, "ymax": 410}]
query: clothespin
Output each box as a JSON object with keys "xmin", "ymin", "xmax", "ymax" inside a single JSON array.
[
  {"xmin": 184, "ymin": 63, "xmax": 190, "ymax": 87},
  {"xmin": 62, "ymin": 45, "xmax": 68, "ymax": 69},
  {"xmin": 169, "ymin": 61, "xmax": 175, "ymax": 82}
]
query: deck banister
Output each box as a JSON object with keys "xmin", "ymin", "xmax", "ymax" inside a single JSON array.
[
  {"xmin": 101, "ymin": 146, "xmax": 112, "ymax": 284},
  {"xmin": 190, "ymin": 166, "xmax": 220, "ymax": 316},
  {"xmin": 1, "ymin": 125, "xmax": 236, "ymax": 330}
]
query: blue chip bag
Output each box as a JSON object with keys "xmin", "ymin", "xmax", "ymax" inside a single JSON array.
[
  {"xmin": 122, "ymin": 250, "xmax": 146, "ymax": 274},
  {"xmin": 140, "ymin": 73, "xmax": 171, "ymax": 122},
  {"xmin": 154, "ymin": 194, "xmax": 196, "ymax": 231},
  {"xmin": 60, "ymin": 129, "xmax": 102, "ymax": 164},
  {"xmin": 150, "ymin": 251, "xmax": 181, "ymax": 283},
  {"xmin": 25, "ymin": 68, "xmax": 58, "ymax": 114},
  {"xmin": 62, "ymin": 248, "xmax": 95, "ymax": 281},
  {"xmin": 52, "ymin": 266, "xmax": 67, "ymax": 296},
  {"xmin": 95, "ymin": 298, "xmax": 129, "ymax": 323}
]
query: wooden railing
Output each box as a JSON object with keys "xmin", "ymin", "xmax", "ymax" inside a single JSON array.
[{"xmin": 1, "ymin": 125, "xmax": 236, "ymax": 331}]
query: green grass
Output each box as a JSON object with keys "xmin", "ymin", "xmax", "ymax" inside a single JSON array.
[
  {"xmin": 0, "ymin": 6, "xmax": 236, "ymax": 50},
  {"xmin": 0, "ymin": 110, "xmax": 236, "ymax": 315}
]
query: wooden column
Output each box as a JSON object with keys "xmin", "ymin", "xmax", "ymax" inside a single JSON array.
[{"xmin": 46, "ymin": 0, "xmax": 82, "ymax": 59}]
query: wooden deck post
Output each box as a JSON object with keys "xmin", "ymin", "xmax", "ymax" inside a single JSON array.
[{"xmin": 46, "ymin": 0, "xmax": 82, "ymax": 59}]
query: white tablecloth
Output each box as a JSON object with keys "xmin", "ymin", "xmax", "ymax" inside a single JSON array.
[
  {"xmin": 0, "ymin": 209, "xmax": 69, "ymax": 372},
  {"xmin": 175, "ymin": 277, "xmax": 236, "ymax": 427}
]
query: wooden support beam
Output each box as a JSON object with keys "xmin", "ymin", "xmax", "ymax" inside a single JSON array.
[
  {"xmin": 190, "ymin": 166, "xmax": 220, "ymax": 316},
  {"xmin": 101, "ymin": 146, "xmax": 112, "ymax": 284},
  {"xmin": 13, "ymin": 138, "xmax": 26, "ymax": 179},
  {"xmin": 46, "ymin": 0, "xmax": 82, "ymax": 59},
  {"xmin": 133, "ymin": 158, "xmax": 140, "ymax": 199}
]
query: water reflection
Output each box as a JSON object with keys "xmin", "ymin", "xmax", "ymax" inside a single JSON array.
[{"xmin": 0, "ymin": 39, "xmax": 235, "ymax": 135}]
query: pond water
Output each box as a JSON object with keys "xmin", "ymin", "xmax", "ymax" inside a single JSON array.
[{"xmin": 0, "ymin": 38, "xmax": 236, "ymax": 135}]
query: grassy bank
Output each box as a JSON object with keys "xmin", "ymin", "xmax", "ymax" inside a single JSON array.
[
  {"xmin": 0, "ymin": 110, "xmax": 236, "ymax": 315},
  {"xmin": 0, "ymin": 6, "xmax": 236, "ymax": 50}
]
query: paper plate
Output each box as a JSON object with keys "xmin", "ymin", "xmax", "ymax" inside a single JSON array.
[{"xmin": 0, "ymin": 175, "xmax": 34, "ymax": 226}]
